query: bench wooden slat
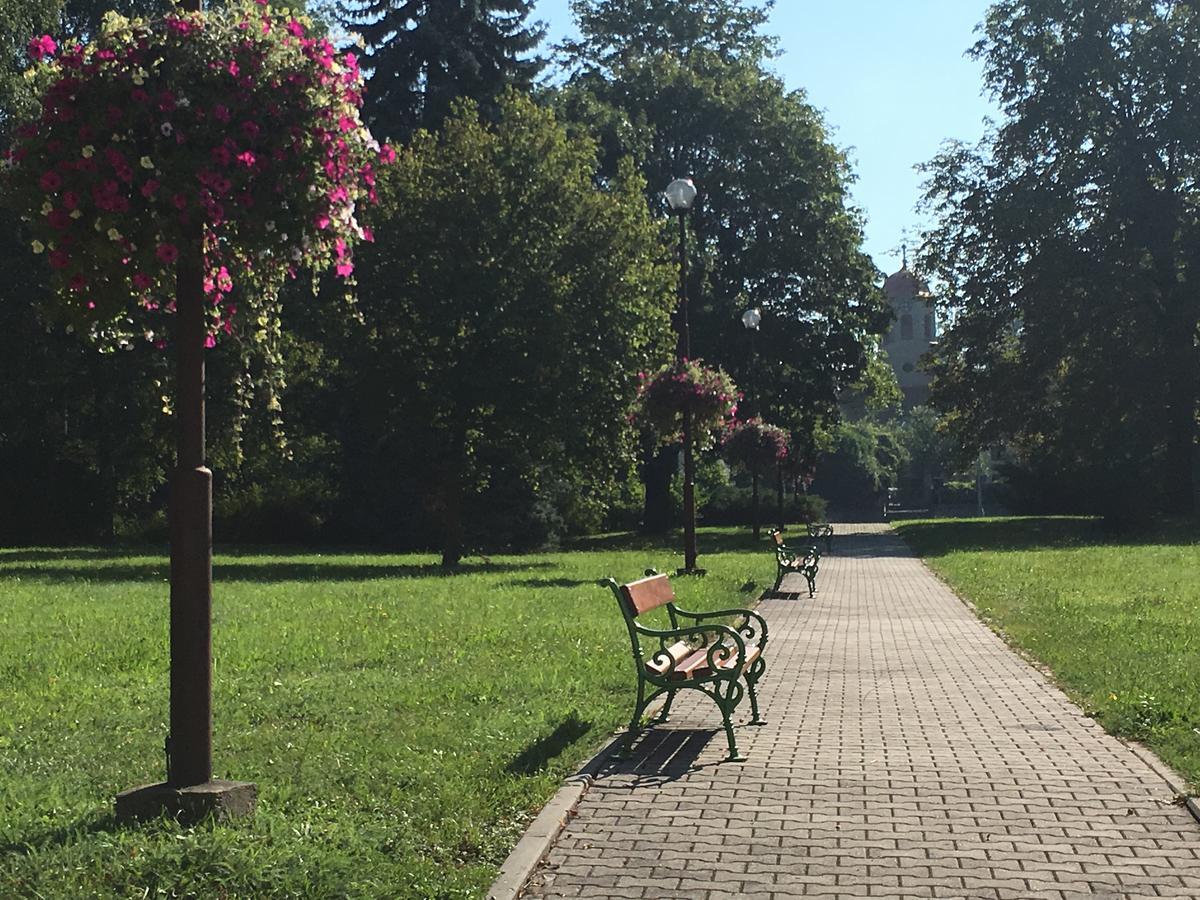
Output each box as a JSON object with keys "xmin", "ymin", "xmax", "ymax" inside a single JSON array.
[
  {"xmin": 653, "ymin": 642, "xmax": 762, "ymax": 681},
  {"xmin": 644, "ymin": 640, "xmax": 694, "ymax": 676}
]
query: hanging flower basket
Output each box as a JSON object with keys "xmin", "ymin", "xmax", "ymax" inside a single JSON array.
[
  {"xmin": 722, "ymin": 417, "xmax": 790, "ymax": 470},
  {"xmin": 636, "ymin": 358, "xmax": 739, "ymax": 444},
  {"xmin": 3, "ymin": 1, "xmax": 392, "ymax": 348}
]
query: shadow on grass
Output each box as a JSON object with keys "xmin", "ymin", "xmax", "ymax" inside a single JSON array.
[
  {"xmin": 891, "ymin": 516, "xmax": 1200, "ymax": 558},
  {"xmin": 567, "ymin": 529, "xmax": 770, "ymax": 555},
  {"xmin": 0, "ymin": 558, "xmax": 552, "ymax": 584},
  {"xmin": 506, "ymin": 713, "xmax": 593, "ymax": 775},
  {"xmin": 501, "ymin": 576, "xmax": 595, "ymax": 590},
  {"xmin": 0, "ymin": 813, "xmax": 123, "ymax": 858}
]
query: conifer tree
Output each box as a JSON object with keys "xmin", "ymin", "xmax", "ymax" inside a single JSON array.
[{"xmin": 339, "ymin": 0, "xmax": 546, "ymax": 138}]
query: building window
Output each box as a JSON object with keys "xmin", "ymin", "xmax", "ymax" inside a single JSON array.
[
  {"xmin": 924, "ymin": 315, "xmax": 934, "ymax": 339},
  {"xmin": 900, "ymin": 314, "xmax": 913, "ymax": 340}
]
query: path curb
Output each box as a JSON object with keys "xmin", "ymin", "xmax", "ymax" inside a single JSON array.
[
  {"xmin": 486, "ymin": 696, "xmax": 668, "ymax": 900},
  {"xmin": 1125, "ymin": 740, "xmax": 1200, "ymax": 825}
]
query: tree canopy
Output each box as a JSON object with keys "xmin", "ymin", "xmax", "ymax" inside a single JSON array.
[
  {"xmin": 345, "ymin": 93, "xmax": 675, "ymax": 564},
  {"xmin": 338, "ymin": 0, "xmax": 546, "ymax": 138},
  {"xmin": 920, "ymin": 0, "xmax": 1200, "ymax": 514}
]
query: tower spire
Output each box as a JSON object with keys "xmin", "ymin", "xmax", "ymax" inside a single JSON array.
[{"xmin": 902, "ymin": 243, "xmax": 908, "ymax": 269}]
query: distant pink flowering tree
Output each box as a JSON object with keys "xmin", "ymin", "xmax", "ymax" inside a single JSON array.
[
  {"xmin": 4, "ymin": 2, "xmax": 392, "ymax": 348},
  {"xmin": 722, "ymin": 417, "xmax": 789, "ymax": 538}
]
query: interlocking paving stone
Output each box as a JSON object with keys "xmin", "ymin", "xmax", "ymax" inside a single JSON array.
[{"xmin": 522, "ymin": 524, "xmax": 1200, "ymax": 899}]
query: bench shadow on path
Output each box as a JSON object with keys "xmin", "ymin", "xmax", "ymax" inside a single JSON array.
[{"xmin": 595, "ymin": 728, "xmax": 716, "ymax": 785}]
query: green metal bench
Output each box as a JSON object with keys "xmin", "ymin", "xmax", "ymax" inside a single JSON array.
[
  {"xmin": 604, "ymin": 571, "xmax": 768, "ymax": 762},
  {"xmin": 807, "ymin": 522, "xmax": 834, "ymax": 554},
  {"xmin": 770, "ymin": 528, "xmax": 820, "ymax": 596}
]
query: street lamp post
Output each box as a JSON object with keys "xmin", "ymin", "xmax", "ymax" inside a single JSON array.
[
  {"xmin": 741, "ymin": 307, "xmax": 760, "ymax": 415},
  {"xmin": 665, "ymin": 178, "xmax": 700, "ymax": 573}
]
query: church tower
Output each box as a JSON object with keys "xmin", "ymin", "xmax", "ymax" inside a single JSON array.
[{"xmin": 881, "ymin": 253, "xmax": 936, "ymax": 408}]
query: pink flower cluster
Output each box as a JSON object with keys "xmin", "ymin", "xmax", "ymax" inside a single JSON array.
[
  {"xmin": 5, "ymin": 2, "xmax": 395, "ymax": 348},
  {"xmin": 636, "ymin": 358, "xmax": 740, "ymax": 443},
  {"xmin": 722, "ymin": 417, "xmax": 790, "ymax": 468}
]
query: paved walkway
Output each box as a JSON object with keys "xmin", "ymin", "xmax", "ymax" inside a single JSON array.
[{"xmin": 523, "ymin": 524, "xmax": 1200, "ymax": 899}]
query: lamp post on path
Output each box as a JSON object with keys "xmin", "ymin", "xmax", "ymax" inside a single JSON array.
[{"xmin": 665, "ymin": 177, "xmax": 701, "ymax": 574}]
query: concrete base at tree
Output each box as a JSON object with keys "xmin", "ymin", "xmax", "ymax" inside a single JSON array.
[{"xmin": 115, "ymin": 779, "xmax": 257, "ymax": 824}]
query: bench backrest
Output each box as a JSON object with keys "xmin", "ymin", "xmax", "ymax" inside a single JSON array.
[{"xmin": 619, "ymin": 573, "xmax": 675, "ymax": 618}]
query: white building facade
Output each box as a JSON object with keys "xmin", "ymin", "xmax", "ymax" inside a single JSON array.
[{"xmin": 881, "ymin": 264, "xmax": 936, "ymax": 408}]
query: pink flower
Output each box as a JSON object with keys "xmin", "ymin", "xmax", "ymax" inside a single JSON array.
[
  {"xmin": 227, "ymin": 60, "xmax": 239, "ymax": 77},
  {"xmin": 48, "ymin": 248, "xmax": 70, "ymax": 269},
  {"xmin": 141, "ymin": 179, "xmax": 160, "ymax": 198},
  {"xmin": 241, "ymin": 121, "xmax": 260, "ymax": 140},
  {"xmin": 39, "ymin": 170, "xmax": 63, "ymax": 192},
  {"xmin": 165, "ymin": 18, "xmax": 193, "ymax": 36},
  {"xmin": 172, "ymin": 192, "xmax": 188, "ymax": 210},
  {"xmin": 68, "ymin": 273, "xmax": 86, "ymax": 291},
  {"xmin": 286, "ymin": 19, "xmax": 305, "ymax": 38},
  {"xmin": 132, "ymin": 272, "xmax": 153, "ymax": 290},
  {"xmin": 27, "ymin": 35, "xmax": 57, "ymax": 61},
  {"xmin": 47, "ymin": 209, "xmax": 71, "ymax": 230},
  {"xmin": 379, "ymin": 144, "xmax": 397, "ymax": 164},
  {"xmin": 335, "ymin": 261, "xmax": 354, "ymax": 277},
  {"xmin": 156, "ymin": 243, "xmax": 179, "ymax": 264},
  {"xmin": 213, "ymin": 104, "xmax": 231, "ymax": 123},
  {"xmin": 204, "ymin": 334, "xmax": 216, "ymax": 349},
  {"xmin": 314, "ymin": 213, "xmax": 330, "ymax": 230},
  {"xmin": 362, "ymin": 226, "xmax": 375, "ymax": 243},
  {"xmin": 62, "ymin": 191, "xmax": 80, "ymax": 210},
  {"xmin": 236, "ymin": 150, "xmax": 256, "ymax": 168}
]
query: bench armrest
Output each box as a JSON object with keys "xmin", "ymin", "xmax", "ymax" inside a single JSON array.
[
  {"xmin": 633, "ymin": 622, "xmax": 748, "ymax": 677},
  {"xmin": 672, "ymin": 607, "xmax": 768, "ymax": 647}
]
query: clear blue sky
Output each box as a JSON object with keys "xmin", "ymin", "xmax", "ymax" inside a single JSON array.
[{"xmin": 532, "ymin": 0, "xmax": 998, "ymax": 278}]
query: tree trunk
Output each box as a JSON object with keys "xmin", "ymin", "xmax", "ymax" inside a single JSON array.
[
  {"xmin": 439, "ymin": 432, "xmax": 468, "ymax": 567},
  {"xmin": 1163, "ymin": 319, "xmax": 1196, "ymax": 514},
  {"xmin": 750, "ymin": 466, "xmax": 759, "ymax": 540},
  {"xmin": 777, "ymin": 462, "xmax": 785, "ymax": 528},
  {"xmin": 641, "ymin": 444, "xmax": 675, "ymax": 534}
]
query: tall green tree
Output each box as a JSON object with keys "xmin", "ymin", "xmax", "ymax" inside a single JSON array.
[
  {"xmin": 339, "ymin": 0, "xmax": 546, "ymax": 138},
  {"xmin": 558, "ymin": 0, "xmax": 889, "ymax": 529},
  {"xmin": 347, "ymin": 93, "xmax": 674, "ymax": 565},
  {"xmin": 920, "ymin": 0, "xmax": 1200, "ymax": 514}
]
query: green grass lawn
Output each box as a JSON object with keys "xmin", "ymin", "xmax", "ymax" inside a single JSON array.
[
  {"xmin": 895, "ymin": 516, "xmax": 1200, "ymax": 789},
  {"xmin": 0, "ymin": 529, "xmax": 772, "ymax": 899}
]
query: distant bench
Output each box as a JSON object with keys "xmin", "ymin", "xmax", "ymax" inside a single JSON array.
[
  {"xmin": 770, "ymin": 528, "xmax": 820, "ymax": 596},
  {"xmin": 807, "ymin": 522, "xmax": 834, "ymax": 554},
  {"xmin": 604, "ymin": 571, "xmax": 768, "ymax": 762}
]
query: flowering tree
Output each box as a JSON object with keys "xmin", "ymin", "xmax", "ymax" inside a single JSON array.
[
  {"xmin": 636, "ymin": 358, "xmax": 739, "ymax": 445},
  {"xmin": 5, "ymin": 3, "xmax": 388, "ymax": 348},
  {"xmin": 2, "ymin": 0, "xmax": 389, "ymax": 807},
  {"xmin": 722, "ymin": 416, "xmax": 788, "ymax": 538}
]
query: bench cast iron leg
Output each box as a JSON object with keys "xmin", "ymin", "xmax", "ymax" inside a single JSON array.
[
  {"xmin": 619, "ymin": 678, "xmax": 647, "ymax": 758},
  {"xmin": 657, "ymin": 689, "xmax": 677, "ymax": 723},
  {"xmin": 715, "ymin": 679, "xmax": 746, "ymax": 762},
  {"xmin": 744, "ymin": 657, "xmax": 766, "ymax": 726}
]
